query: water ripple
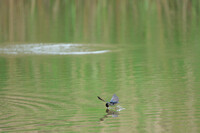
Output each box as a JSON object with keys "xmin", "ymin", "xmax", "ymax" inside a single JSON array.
[{"xmin": 0, "ymin": 93, "xmax": 71, "ymax": 132}]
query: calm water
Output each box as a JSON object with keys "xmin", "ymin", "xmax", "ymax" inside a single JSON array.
[{"xmin": 0, "ymin": 1, "xmax": 200, "ymax": 133}]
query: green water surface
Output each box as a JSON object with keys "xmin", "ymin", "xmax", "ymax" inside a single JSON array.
[{"xmin": 0, "ymin": 0, "xmax": 200, "ymax": 132}]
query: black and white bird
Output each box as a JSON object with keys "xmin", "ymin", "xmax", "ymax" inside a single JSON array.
[{"xmin": 97, "ymin": 94, "xmax": 119, "ymax": 108}]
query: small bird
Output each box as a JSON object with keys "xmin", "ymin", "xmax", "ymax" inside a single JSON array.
[{"xmin": 97, "ymin": 94, "xmax": 119, "ymax": 108}]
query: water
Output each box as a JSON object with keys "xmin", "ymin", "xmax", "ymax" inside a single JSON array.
[{"xmin": 0, "ymin": 1, "xmax": 200, "ymax": 133}]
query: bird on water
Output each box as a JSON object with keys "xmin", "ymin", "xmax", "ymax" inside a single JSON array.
[{"xmin": 97, "ymin": 94, "xmax": 119, "ymax": 108}]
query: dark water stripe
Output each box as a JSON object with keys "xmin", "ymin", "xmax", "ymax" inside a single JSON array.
[
  {"xmin": 2, "ymin": 93, "xmax": 70, "ymax": 104},
  {"xmin": 5, "ymin": 100, "xmax": 47, "ymax": 112},
  {"xmin": 0, "ymin": 114, "xmax": 16, "ymax": 122},
  {"xmin": 3, "ymin": 97, "xmax": 53, "ymax": 110},
  {"xmin": 1, "ymin": 94, "xmax": 65, "ymax": 109},
  {"xmin": 0, "ymin": 117, "xmax": 78, "ymax": 132},
  {"xmin": 0, "ymin": 121, "xmax": 38, "ymax": 132}
]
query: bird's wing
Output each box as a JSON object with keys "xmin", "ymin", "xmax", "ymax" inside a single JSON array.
[
  {"xmin": 110, "ymin": 94, "xmax": 119, "ymax": 103},
  {"xmin": 97, "ymin": 96, "xmax": 106, "ymax": 102}
]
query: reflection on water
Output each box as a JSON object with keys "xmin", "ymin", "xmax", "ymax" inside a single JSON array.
[
  {"xmin": 1, "ymin": 0, "xmax": 199, "ymax": 44},
  {"xmin": 100, "ymin": 106, "xmax": 125, "ymax": 121},
  {"xmin": 100, "ymin": 109, "xmax": 120, "ymax": 121}
]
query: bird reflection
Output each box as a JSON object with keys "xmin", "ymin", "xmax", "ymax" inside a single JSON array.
[{"xmin": 100, "ymin": 109, "xmax": 119, "ymax": 121}]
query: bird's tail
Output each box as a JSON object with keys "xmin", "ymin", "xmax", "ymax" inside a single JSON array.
[{"xmin": 97, "ymin": 96, "xmax": 106, "ymax": 102}]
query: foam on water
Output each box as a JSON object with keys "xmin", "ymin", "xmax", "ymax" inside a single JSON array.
[{"xmin": 0, "ymin": 43, "xmax": 110, "ymax": 55}]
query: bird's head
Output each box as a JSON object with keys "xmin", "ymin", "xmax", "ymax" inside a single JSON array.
[{"xmin": 106, "ymin": 103, "xmax": 109, "ymax": 108}]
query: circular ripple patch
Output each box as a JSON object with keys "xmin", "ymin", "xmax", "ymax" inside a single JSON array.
[{"xmin": 0, "ymin": 93, "xmax": 71, "ymax": 132}]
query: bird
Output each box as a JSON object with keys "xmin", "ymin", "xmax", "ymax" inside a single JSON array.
[{"xmin": 97, "ymin": 94, "xmax": 119, "ymax": 108}]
